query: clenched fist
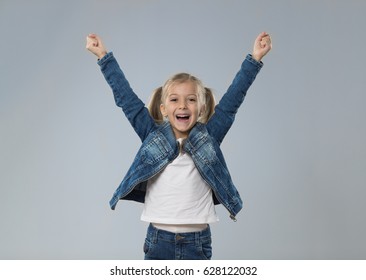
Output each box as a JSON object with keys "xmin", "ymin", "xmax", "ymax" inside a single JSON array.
[
  {"xmin": 252, "ymin": 32, "xmax": 272, "ymax": 62},
  {"xmin": 86, "ymin": 34, "xmax": 108, "ymax": 59}
]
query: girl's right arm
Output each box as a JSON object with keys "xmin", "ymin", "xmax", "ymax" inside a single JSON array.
[{"xmin": 86, "ymin": 34, "xmax": 156, "ymax": 141}]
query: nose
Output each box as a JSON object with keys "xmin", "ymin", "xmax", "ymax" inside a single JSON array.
[{"xmin": 178, "ymin": 99, "xmax": 187, "ymax": 109}]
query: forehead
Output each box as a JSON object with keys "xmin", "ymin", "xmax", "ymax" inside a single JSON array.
[{"xmin": 168, "ymin": 81, "xmax": 197, "ymax": 95}]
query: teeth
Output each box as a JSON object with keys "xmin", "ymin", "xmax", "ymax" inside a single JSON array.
[{"xmin": 176, "ymin": 115, "xmax": 189, "ymax": 119}]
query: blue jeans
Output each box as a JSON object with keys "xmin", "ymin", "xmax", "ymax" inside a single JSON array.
[{"xmin": 143, "ymin": 224, "xmax": 212, "ymax": 260}]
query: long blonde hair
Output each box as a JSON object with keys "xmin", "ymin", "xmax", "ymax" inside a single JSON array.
[{"xmin": 148, "ymin": 73, "xmax": 216, "ymax": 124}]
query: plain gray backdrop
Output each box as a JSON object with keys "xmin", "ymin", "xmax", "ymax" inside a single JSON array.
[{"xmin": 1, "ymin": 0, "xmax": 365, "ymax": 259}]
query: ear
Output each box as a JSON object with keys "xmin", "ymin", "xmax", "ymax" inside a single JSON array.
[
  {"xmin": 160, "ymin": 103, "xmax": 167, "ymax": 118},
  {"xmin": 199, "ymin": 104, "xmax": 206, "ymax": 116}
]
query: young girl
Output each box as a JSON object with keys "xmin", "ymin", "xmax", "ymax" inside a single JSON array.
[{"xmin": 86, "ymin": 32, "xmax": 271, "ymax": 260}]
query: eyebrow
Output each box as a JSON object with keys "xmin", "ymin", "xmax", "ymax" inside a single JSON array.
[{"xmin": 168, "ymin": 93, "xmax": 197, "ymax": 97}]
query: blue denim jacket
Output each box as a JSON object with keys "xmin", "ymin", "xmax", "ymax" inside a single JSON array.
[{"xmin": 98, "ymin": 52, "xmax": 263, "ymax": 220}]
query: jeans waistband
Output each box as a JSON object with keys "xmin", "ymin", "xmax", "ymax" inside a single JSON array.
[{"xmin": 147, "ymin": 223, "xmax": 211, "ymax": 244}]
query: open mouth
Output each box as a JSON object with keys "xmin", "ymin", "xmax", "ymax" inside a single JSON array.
[{"xmin": 176, "ymin": 114, "xmax": 190, "ymax": 121}]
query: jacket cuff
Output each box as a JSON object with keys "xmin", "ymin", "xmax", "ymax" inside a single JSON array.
[
  {"xmin": 97, "ymin": 52, "xmax": 114, "ymax": 66},
  {"xmin": 245, "ymin": 54, "xmax": 263, "ymax": 69}
]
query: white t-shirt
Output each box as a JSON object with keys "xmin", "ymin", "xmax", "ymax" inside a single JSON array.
[{"xmin": 141, "ymin": 140, "xmax": 219, "ymax": 224}]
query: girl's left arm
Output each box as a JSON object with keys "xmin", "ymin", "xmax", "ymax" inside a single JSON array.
[{"xmin": 207, "ymin": 32, "xmax": 272, "ymax": 144}]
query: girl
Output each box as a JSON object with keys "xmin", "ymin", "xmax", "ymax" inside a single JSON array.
[{"xmin": 86, "ymin": 32, "xmax": 271, "ymax": 259}]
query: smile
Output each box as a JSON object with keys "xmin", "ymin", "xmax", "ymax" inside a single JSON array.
[{"xmin": 176, "ymin": 114, "xmax": 190, "ymax": 120}]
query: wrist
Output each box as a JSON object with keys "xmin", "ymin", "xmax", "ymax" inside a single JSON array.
[
  {"xmin": 251, "ymin": 53, "xmax": 262, "ymax": 62},
  {"xmin": 98, "ymin": 51, "xmax": 107, "ymax": 60}
]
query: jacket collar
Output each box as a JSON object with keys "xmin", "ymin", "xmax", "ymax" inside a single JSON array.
[{"xmin": 158, "ymin": 121, "xmax": 208, "ymax": 152}]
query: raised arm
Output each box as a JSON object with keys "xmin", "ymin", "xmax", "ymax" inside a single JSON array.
[
  {"xmin": 86, "ymin": 34, "xmax": 156, "ymax": 141},
  {"xmin": 207, "ymin": 32, "xmax": 272, "ymax": 144}
]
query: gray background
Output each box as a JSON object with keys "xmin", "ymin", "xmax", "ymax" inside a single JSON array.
[{"xmin": 1, "ymin": 0, "xmax": 365, "ymax": 259}]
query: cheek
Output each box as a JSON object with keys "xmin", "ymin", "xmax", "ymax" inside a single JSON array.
[
  {"xmin": 191, "ymin": 107, "xmax": 201, "ymax": 120},
  {"xmin": 165, "ymin": 108, "xmax": 176, "ymax": 119}
]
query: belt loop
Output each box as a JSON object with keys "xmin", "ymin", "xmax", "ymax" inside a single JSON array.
[
  {"xmin": 195, "ymin": 231, "xmax": 200, "ymax": 247},
  {"xmin": 150, "ymin": 223, "xmax": 158, "ymax": 244},
  {"xmin": 154, "ymin": 225, "xmax": 159, "ymax": 244}
]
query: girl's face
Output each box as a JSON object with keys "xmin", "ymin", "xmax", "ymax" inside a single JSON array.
[{"xmin": 160, "ymin": 81, "xmax": 202, "ymax": 139}]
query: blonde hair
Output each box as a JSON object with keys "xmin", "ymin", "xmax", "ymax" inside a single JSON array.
[{"xmin": 148, "ymin": 73, "xmax": 216, "ymax": 124}]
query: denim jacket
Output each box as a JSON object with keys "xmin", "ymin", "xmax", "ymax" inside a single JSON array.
[{"xmin": 98, "ymin": 52, "xmax": 263, "ymax": 220}]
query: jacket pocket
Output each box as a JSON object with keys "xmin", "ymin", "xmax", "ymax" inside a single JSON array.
[
  {"xmin": 195, "ymin": 141, "xmax": 218, "ymax": 164},
  {"xmin": 140, "ymin": 136, "xmax": 171, "ymax": 165}
]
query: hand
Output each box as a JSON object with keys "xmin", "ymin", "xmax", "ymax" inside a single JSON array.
[
  {"xmin": 252, "ymin": 32, "xmax": 272, "ymax": 62},
  {"xmin": 86, "ymin": 34, "xmax": 108, "ymax": 59}
]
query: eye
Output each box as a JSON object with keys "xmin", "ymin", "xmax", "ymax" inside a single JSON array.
[
  {"xmin": 187, "ymin": 97, "xmax": 197, "ymax": 103},
  {"xmin": 169, "ymin": 98, "xmax": 178, "ymax": 102}
]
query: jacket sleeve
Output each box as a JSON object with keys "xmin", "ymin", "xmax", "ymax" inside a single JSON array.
[
  {"xmin": 98, "ymin": 52, "xmax": 156, "ymax": 141},
  {"xmin": 207, "ymin": 54, "xmax": 263, "ymax": 144}
]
